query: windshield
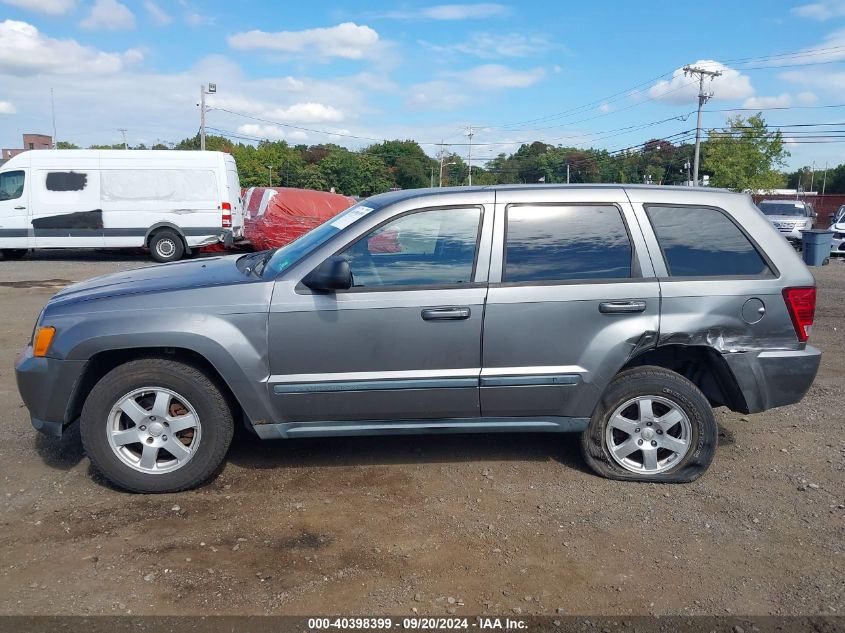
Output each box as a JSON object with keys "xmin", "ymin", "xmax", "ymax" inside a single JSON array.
[
  {"xmin": 758, "ymin": 201, "xmax": 807, "ymax": 217},
  {"xmin": 261, "ymin": 200, "xmax": 380, "ymax": 278}
]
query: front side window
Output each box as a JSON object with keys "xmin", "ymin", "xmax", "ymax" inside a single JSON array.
[
  {"xmin": 0, "ymin": 170, "xmax": 25, "ymax": 201},
  {"xmin": 339, "ymin": 207, "xmax": 481, "ymax": 288},
  {"xmin": 504, "ymin": 204, "xmax": 632, "ymax": 283},
  {"xmin": 646, "ymin": 205, "xmax": 771, "ymax": 277}
]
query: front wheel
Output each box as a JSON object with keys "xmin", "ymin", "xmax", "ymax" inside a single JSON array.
[
  {"xmin": 581, "ymin": 366, "xmax": 717, "ymax": 483},
  {"xmin": 80, "ymin": 359, "xmax": 234, "ymax": 493}
]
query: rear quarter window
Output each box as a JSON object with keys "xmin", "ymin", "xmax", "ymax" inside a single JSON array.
[{"xmin": 645, "ymin": 205, "xmax": 772, "ymax": 277}]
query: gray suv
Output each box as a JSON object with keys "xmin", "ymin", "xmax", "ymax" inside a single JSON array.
[{"xmin": 15, "ymin": 185, "xmax": 821, "ymax": 493}]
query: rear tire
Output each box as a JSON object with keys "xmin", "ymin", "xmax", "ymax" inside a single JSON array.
[
  {"xmin": 581, "ymin": 366, "xmax": 717, "ymax": 483},
  {"xmin": 81, "ymin": 358, "xmax": 234, "ymax": 493},
  {"xmin": 149, "ymin": 230, "xmax": 185, "ymax": 263},
  {"xmin": 1, "ymin": 249, "xmax": 28, "ymax": 260}
]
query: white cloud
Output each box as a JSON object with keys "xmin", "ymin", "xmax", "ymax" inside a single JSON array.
[
  {"xmin": 0, "ymin": 101, "xmax": 16, "ymax": 114},
  {"xmin": 647, "ymin": 60, "xmax": 754, "ymax": 104},
  {"xmin": 80, "ymin": 0, "xmax": 135, "ymax": 30},
  {"xmin": 460, "ymin": 64, "xmax": 545, "ymax": 88},
  {"xmin": 1, "ymin": 0, "xmax": 75, "ymax": 14},
  {"xmin": 143, "ymin": 0, "xmax": 171, "ymax": 25},
  {"xmin": 184, "ymin": 10, "xmax": 211, "ymax": 27},
  {"xmin": 228, "ymin": 22, "xmax": 381, "ymax": 60},
  {"xmin": 420, "ymin": 32, "xmax": 555, "ymax": 58},
  {"xmin": 263, "ymin": 102, "xmax": 345, "ymax": 123},
  {"xmin": 598, "ymin": 103, "xmax": 610, "ymax": 113},
  {"xmin": 791, "ymin": 1, "xmax": 845, "ymax": 20},
  {"xmin": 406, "ymin": 64, "xmax": 545, "ymax": 110},
  {"xmin": 797, "ymin": 91, "xmax": 818, "ymax": 104},
  {"xmin": 236, "ymin": 124, "xmax": 308, "ymax": 141},
  {"xmin": 0, "ymin": 20, "xmax": 142, "ymax": 75},
  {"xmin": 381, "ymin": 3, "xmax": 509, "ymax": 20},
  {"xmin": 742, "ymin": 93, "xmax": 793, "ymax": 108}
]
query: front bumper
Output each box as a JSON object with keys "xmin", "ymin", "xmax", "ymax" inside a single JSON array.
[
  {"xmin": 15, "ymin": 346, "xmax": 87, "ymax": 437},
  {"xmin": 722, "ymin": 346, "xmax": 821, "ymax": 413},
  {"xmin": 831, "ymin": 232, "xmax": 845, "ymax": 254}
]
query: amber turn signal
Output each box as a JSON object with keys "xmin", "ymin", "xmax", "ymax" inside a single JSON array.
[{"xmin": 33, "ymin": 326, "xmax": 56, "ymax": 357}]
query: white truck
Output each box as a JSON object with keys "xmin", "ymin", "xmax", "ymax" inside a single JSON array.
[{"xmin": 0, "ymin": 150, "xmax": 244, "ymax": 262}]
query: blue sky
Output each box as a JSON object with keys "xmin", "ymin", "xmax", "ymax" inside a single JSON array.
[{"xmin": 2, "ymin": 0, "xmax": 845, "ymax": 170}]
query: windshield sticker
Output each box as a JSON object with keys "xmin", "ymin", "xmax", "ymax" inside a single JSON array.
[{"xmin": 331, "ymin": 205, "xmax": 375, "ymax": 230}]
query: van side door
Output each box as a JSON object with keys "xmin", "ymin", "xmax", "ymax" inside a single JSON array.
[
  {"xmin": 0, "ymin": 168, "xmax": 32, "ymax": 250},
  {"xmin": 32, "ymin": 159, "xmax": 104, "ymax": 248},
  {"xmin": 480, "ymin": 187, "xmax": 660, "ymax": 421}
]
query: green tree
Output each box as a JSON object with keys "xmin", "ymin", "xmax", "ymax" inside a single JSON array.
[
  {"xmin": 702, "ymin": 114, "xmax": 788, "ymax": 190},
  {"xmin": 364, "ymin": 140, "xmax": 434, "ymax": 189},
  {"xmin": 55, "ymin": 141, "xmax": 79, "ymax": 149}
]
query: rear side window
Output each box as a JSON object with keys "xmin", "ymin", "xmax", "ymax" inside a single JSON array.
[
  {"xmin": 504, "ymin": 204, "xmax": 632, "ymax": 282},
  {"xmin": 646, "ymin": 205, "xmax": 771, "ymax": 277}
]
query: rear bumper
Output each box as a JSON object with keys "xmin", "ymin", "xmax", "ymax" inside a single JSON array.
[
  {"xmin": 15, "ymin": 346, "xmax": 87, "ymax": 437},
  {"xmin": 722, "ymin": 346, "xmax": 821, "ymax": 413}
]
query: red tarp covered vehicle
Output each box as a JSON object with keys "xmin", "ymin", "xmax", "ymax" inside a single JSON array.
[{"xmin": 243, "ymin": 187, "xmax": 356, "ymax": 251}]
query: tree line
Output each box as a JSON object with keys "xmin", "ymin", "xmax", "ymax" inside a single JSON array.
[{"xmin": 55, "ymin": 114, "xmax": 842, "ymax": 196}]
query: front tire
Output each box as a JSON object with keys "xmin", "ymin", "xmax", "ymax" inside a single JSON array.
[
  {"xmin": 81, "ymin": 359, "xmax": 234, "ymax": 493},
  {"xmin": 149, "ymin": 230, "xmax": 185, "ymax": 263},
  {"xmin": 581, "ymin": 366, "xmax": 717, "ymax": 483}
]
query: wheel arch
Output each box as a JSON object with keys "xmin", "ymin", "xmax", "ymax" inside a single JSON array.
[
  {"xmin": 620, "ymin": 344, "xmax": 750, "ymax": 414},
  {"xmin": 66, "ymin": 346, "xmax": 258, "ymax": 431},
  {"xmin": 144, "ymin": 222, "xmax": 188, "ymax": 249}
]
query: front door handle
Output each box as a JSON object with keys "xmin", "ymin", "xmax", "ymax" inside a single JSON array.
[
  {"xmin": 599, "ymin": 300, "xmax": 646, "ymax": 314},
  {"xmin": 421, "ymin": 307, "xmax": 471, "ymax": 321},
  {"xmin": 14, "ymin": 206, "xmax": 25, "ymax": 210}
]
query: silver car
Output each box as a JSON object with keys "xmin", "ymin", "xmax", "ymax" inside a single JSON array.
[
  {"xmin": 830, "ymin": 205, "xmax": 845, "ymax": 255},
  {"xmin": 757, "ymin": 199, "xmax": 816, "ymax": 245},
  {"xmin": 15, "ymin": 185, "xmax": 821, "ymax": 493}
]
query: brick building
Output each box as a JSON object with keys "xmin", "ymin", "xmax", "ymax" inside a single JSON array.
[{"xmin": 2, "ymin": 133, "xmax": 53, "ymax": 160}]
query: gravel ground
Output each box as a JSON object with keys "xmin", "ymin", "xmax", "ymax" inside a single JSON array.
[{"xmin": 0, "ymin": 250, "xmax": 842, "ymax": 617}]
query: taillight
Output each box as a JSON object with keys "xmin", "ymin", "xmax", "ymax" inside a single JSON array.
[
  {"xmin": 221, "ymin": 202, "xmax": 232, "ymax": 228},
  {"xmin": 782, "ymin": 287, "xmax": 816, "ymax": 342}
]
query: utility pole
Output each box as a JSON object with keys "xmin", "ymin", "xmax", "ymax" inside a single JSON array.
[
  {"xmin": 465, "ymin": 125, "xmax": 475, "ymax": 186},
  {"xmin": 683, "ymin": 65, "xmax": 721, "ymax": 186},
  {"xmin": 810, "ymin": 161, "xmax": 816, "ymax": 193},
  {"xmin": 267, "ymin": 165, "xmax": 273, "ymax": 187},
  {"xmin": 50, "ymin": 88, "xmax": 57, "ymax": 148},
  {"xmin": 118, "ymin": 128, "xmax": 128, "ymax": 149},
  {"xmin": 199, "ymin": 82, "xmax": 216, "ymax": 151},
  {"xmin": 822, "ymin": 162, "xmax": 828, "ymax": 196},
  {"xmin": 566, "ymin": 163, "xmax": 570, "ymax": 184}
]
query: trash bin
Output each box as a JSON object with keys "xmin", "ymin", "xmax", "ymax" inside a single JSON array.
[{"xmin": 800, "ymin": 229, "xmax": 834, "ymax": 266}]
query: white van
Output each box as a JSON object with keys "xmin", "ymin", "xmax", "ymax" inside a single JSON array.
[{"xmin": 0, "ymin": 150, "xmax": 244, "ymax": 262}]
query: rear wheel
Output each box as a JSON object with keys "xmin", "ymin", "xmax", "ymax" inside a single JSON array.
[
  {"xmin": 1, "ymin": 249, "xmax": 28, "ymax": 260},
  {"xmin": 149, "ymin": 230, "xmax": 185, "ymax": 263},
  {"xmin": 80, "ymin": 359, "xmax": 234, "ymax": 493},
  {"xmin": 581, "ymin": 366, "xmax": 717, "ymax": 483}
]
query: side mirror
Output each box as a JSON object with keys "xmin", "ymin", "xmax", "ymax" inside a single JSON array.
[{"xmin": 302, "ymin": 256, "xmax": 352, "ymax": 292}]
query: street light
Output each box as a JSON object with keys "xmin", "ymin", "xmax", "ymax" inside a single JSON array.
[
  {"xmin": 199, "ymin": 82, "xmax": 216, "ymax": 151},
  {"xmin": 267, "ymin": 165, "xmax": 274, "ymax": 187}
]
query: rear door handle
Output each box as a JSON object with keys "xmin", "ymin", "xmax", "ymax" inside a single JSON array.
[
  {"xmin": 14, "ymin": 206, "xmax": 25, "ymax": 210},
  {"xmin": 421, "ymin": 307, "xmax": 471, "ymax": 321},
  {"xmin": 599, "ymin": 300, "xmax": 646, "ymax": 314}
]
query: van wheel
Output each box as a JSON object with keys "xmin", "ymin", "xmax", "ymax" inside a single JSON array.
[
  {"xmin": 149, "ymin": 230, "xmax": 185, "ymax": 263},
  {"xmin": 581, "ymin": 366, "xmax": 717, "ymax": 483},
  {"xmin": 1, "ymin": 249, "xmax": 28, "ymax": 260},
  {"xmin": 80, "ymin": 358, "xmax": 234, "ymax": 493}
]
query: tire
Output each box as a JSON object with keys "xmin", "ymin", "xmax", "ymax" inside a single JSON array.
[
  {"xmin": 80, "ymin": 358, "xmax": 234, "ymax": 493},
  {"xmin": 149, "ymin": 230, "xmax": 185, "ymax": 263},
  {"xmin": 581, "ymin": 366, "xmax": 717, "ymax": 483},
  {"xmin": 1, "ymin": 249, "xmax": 28, "ymax": 260}
]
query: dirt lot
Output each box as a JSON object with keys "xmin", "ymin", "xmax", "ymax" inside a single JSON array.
[{"xmin": 0, "ymin": 250, "xmax": 842, "ymax": 617}]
